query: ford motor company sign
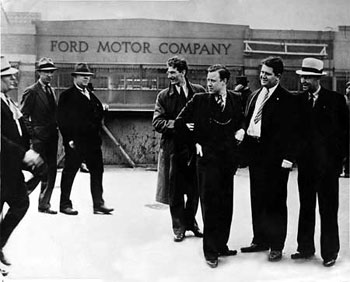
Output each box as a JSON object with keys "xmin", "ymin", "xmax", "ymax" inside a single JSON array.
[
  {"xmin": 50, "ymin": 40, "xmax": 232, "ymax": 55},
  {"xmin": 40, "ymin": 36, "xmax": 241, "ymax": 65}
]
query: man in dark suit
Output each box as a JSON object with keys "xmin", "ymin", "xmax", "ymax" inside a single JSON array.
[
  {"xmin": 57, "ymin": 63, "xmax": 113, "ymax": 215},
  {"xmin": 21, "ymin": 57, "xmax": 59, "ymax": 214},
  {"xmin": 0, "ymin": 56, "xmax": 44, "ymax": 272},
  {"xmin": 153, "ymin": 56, "xmax": 204, "ymax": 242},
  {"xmin": 240, "ymin": 57, "xmax": 298, "ymax": 262},
  {"xmin": 291, "ymin": 58, "xmax": 349, "ymax": 267},
  {"xmin": 175, "ymin": 64, "xmax": 245, "ymax": 268}
]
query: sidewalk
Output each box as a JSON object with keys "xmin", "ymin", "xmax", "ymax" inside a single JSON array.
[{"xmin": 2, "ymin": 167, "xmax": 349, "ymax": 282}]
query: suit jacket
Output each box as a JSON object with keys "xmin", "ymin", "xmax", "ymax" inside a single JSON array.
[
  {"xmin": 21, "ymin": 81, "xmax": 58, "ymax": 143},
  {"xmin": 175, "ymin": 90, "xmax": 244, "ymax": 149},
  {"xmin": 153, "ymin": 80, "xmax": 205, "ymax": 205},
  {"xmin": 57, "ymin": 85, "xmax": 104, "ymax": 149},
  {"xmin": 1, "ymin": 99, "xmax": 30, "ymax": 196},
  {"xmin": 297, "ymin": 87, "xmax": 349, "ymax": 169},
  {"xmin": 244, "ymin": 84, "xmax": 299, "ymax": 165}
]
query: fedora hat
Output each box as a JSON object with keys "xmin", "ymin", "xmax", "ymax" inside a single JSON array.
[
  {"xmin": 37, "ymin": 57, "xmax": 58, "ymax": 71},
  {"xmin": 296, "ymin": 58, "xmax": 327, "ymax": 76},
  {"xmin": 71, "ymin": 63, "xmax": 94, "ymax": 76},
  {"xmin": 235, "ymin": 76, "xmax": 249, "ymax": 86},
  {"xmin": 1, "ymin": 56, "xmax": 18, "ymax": 76}
]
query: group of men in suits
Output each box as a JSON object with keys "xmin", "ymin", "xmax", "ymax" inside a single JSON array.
[
  {"xmin": 0, "ymin": 56, "xmax": 113, "ymax": 275},
  {"xmin": 153, "ymin": 56, "xmax": 349, "ymax": 268}
]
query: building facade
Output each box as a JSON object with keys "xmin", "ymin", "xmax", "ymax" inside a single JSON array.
[{"xmin": 2, "ymin": 13, "xmax": 349, "ymax": 166}]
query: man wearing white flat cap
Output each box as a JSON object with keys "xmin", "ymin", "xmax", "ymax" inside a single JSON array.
[{"xmin": 292, "ymin": 57, "xmax": 349, "ymax": 267}]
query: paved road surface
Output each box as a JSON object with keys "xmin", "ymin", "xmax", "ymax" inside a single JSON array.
[{"xmin": 1, "ymin": 167, "xmax": 349, "ymax": 282}]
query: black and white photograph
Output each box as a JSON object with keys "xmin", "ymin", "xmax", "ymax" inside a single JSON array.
[{"xmin": 1, "ymin": 0, "xmax": 349, "ymax": 281}]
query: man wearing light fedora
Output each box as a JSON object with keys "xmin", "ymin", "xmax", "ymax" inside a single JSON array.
[
  {"xmin": 1, "ymin": 56, "xmax": 44, "ymax": 272},
  {"xmin": 57, "ymin": 63, "xmax": 114, "ymax": 215},
  {"xmin": 21, "ymin": 57, "xmax": 59, "ymax": 214},
  {"xmin": 292, "ymin": 57, "xmax": 349, "ymax": 267}
]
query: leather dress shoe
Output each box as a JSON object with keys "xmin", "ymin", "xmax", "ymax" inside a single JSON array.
[
  {"xmin": 188, "ymin": 228, "xmax": 203, "ymax": 238},
  {"xmin": 219, "ymin": 249, "xmax": 237, "ymax": 257},
  {"xmin": 0, "ymin": 268, "xmax": 9, "ymax": 277},
  {"xmin": 323, "ymin": 258, "xmax": 336, "ymax": 267},
  {"xmin": 38, "ymin": 208, "xmax": 57, "ymax": 214},
  {"xmin": 173, "ymin": 233, "xmax": 185, "ymax": 242},
  {"xmin": 0, "ymin": 250, "xmax": 11, "ymax": 266},
  {"xmin": 268, "ymin": 250, "xmax": 282, "ymax": 262},
  {"xmin": 60, "ymin": 207, "xmax": 78, "ymax": 215},
  {"xmin": 93, "ymin": 205, "xmax": 114, "ymax": 214},
  {"xmin": 241, "ymin": 243, "xmax": 269, "ymax": 253},
  {"xmin": 291, "ymin": 252, "xmax": 314, "ymax": 260},
  {"xmin": 206, "ymin": 258, "xmax": 218, "ymax": 268}
]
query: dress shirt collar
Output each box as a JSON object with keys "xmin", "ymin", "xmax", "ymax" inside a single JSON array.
[{"xmin": 309, "ymin": 85, "xmax": 321, "ymax": 100}]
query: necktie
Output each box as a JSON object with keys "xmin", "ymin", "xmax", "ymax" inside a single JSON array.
[
  {"xmin": 308, "ymin": 93, "xmax": 315, "ymax": 108},
  {"xmin": 216, "ymin": 95, "xmax": 224, "ymax": 110},
  {"xmin": 179, "ymin": 86, "xmax": 187, "ymax": 105},
  {"xmin": 45, "ymin": 84, "xmax": 56, "ymax": 108},
  {"xmin": 254, "ymin": 87, "xmax": 269, "ymax": 124}
]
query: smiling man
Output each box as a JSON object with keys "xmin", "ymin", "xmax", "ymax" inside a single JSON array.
[
  {"xmin": 153, "ymin": 56, "xmax": 205, "ymax": 243},
  {"xmin": 240, "ymin": 56, "xmax": 299, "ymax": 262}
]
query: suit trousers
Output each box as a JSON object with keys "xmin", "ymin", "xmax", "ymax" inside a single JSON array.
[
  {"xmin": 169, "ymin": 159, "xmax": 199, "ymax": 235},
  {"xmin": 0, "ymin": 175, "xmax": 29, "ymax": 249},
  {"xmin": 197, "ymin": 148, "xmax": 234, "ymax": 260},
  {"xmin": 26, "ymin": 135, "xmax": 58, "ymax": 210},
  {"xmin": 297, "ymin": 154, "xmax": 340, "ymax": 260},
  {"xmin": 60, "ymin": 144, "xmax": 105, "ymax": 209},
  {"xmin": 247, "ymin": 137, "xmax": 289, "ymax": 251}
]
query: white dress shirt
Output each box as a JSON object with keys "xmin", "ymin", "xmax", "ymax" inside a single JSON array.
[{"xmin": 247, "ymin": 84, "xmax": 278, "ymax": 138}]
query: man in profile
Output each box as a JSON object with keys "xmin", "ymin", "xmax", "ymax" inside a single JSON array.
[
  {"xmin": 175, "ymin": 64, "xmax": 245, "ymax": 268},
  {"xmin": 1, "ymin": 56, "xmax": 44, "ymax": 274}
]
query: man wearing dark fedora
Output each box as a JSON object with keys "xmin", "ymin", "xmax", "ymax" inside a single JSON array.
[
  {"xmin": 292, "ymin": 58, "xmax": 349, "ymax": 267},
  {"xmin": 57, "ymin": 62, "xmax": 114, "ymax": 215},
  {"xmin": 21, "ymin": 57, "xmax": 59, "ymax": 214},
  {"xmin": 1, "ymin": 56, "xmax": 44, "ymax": 273}
]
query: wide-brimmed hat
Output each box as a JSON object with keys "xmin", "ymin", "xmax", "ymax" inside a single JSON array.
[
  {"xmin": 235, "ymin": 76, "xmax": 249, "ymax": 86},
  {"xmin": 71, "ymin": 63, "xmax": 94, "ymax": 76},
  {"xmin": 1, "ymin": 56, "xmax": 18, "ymax": 76},
  {"xmin": 296, "ymin": 58, "xmax": 327, "ymax": 76},
  {"xmin": 36, "ymin": 57, "xmax": 58, "ymax": 71}
]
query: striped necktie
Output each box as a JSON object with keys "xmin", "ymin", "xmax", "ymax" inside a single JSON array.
[
  {"xmin": 254, "ymin": 87, "xmax": 269, "ymax": 124},
  {"xmin": 216, "ymin": 95, "xmax": 224, "ymax": 110}
]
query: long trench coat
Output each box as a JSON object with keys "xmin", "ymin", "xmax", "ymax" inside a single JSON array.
[{"xmin": 152, "ymin": 80, "xmax": 205, "ymax": 205}]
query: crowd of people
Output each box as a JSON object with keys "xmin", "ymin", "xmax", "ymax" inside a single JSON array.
[{"xmin": 0, "ymin": 54, "xmax": 349, "ymax": 276}]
